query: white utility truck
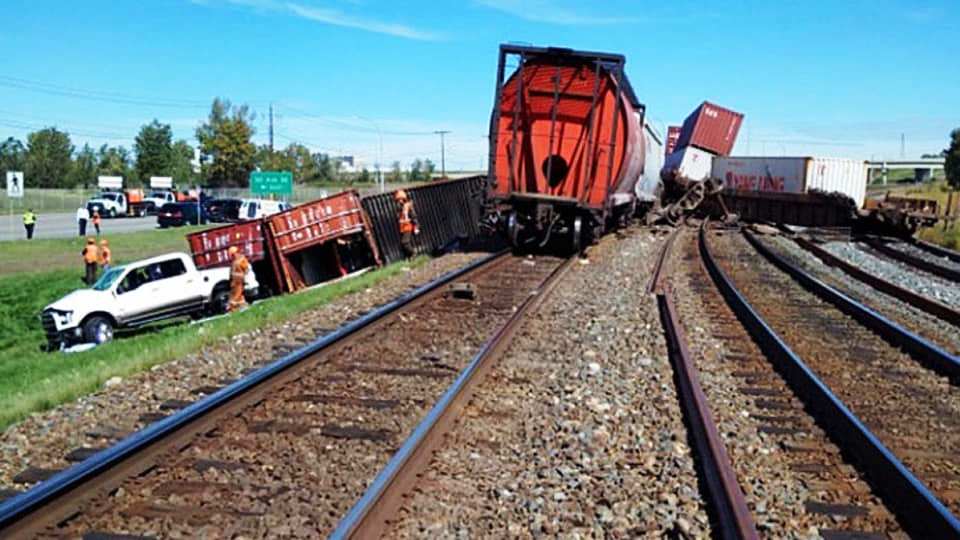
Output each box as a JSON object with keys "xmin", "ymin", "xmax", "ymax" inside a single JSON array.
[{"xmin": 41, "ymin": 252, "xmax": 258, "ymax": 350}]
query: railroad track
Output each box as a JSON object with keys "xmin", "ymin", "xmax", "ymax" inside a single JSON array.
[
  {"xmin": 0, "ymin": 251, "xmax": 574, "ymax": 538},
  {"xmin": 653, "ymin": 223, "xmax": 960, "ymax": 537},
  {"xmin": 702, "ymin": 225, "xmax": 959, "ymax": 535},
  {"xmin": 861, "ymin": 236, "xmax": 960, "ymax": 284}
]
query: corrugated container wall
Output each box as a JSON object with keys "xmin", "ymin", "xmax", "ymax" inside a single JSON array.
[
  {"xmin": 636, "ymin": 121, "xmax": 664, "ymax": 202},
  {"xmin": 663, "ymin": 146, "xmax": 714, "ymax": 182},
  {"xmin": 712, "ymin": 156, "xmax": 867, "ymax": 207},
  {"xmin": 675, "ymin": 101, "xmax": 743, "ymax": 156},
  {"xmin": 665, "ymin": 126, "xmax": 681, "ymax": 157},
  {"xmin": 187, "ymin": 220, "xmax": 268, "ymax": 269}
]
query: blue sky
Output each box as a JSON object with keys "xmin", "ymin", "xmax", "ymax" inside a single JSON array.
[{"xmin": 1, "ymin": 0, "xmax": 957, "ymax": 169}]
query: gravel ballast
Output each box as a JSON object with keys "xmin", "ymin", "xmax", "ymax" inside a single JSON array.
[
  {"xmin": 0, "ymin": 253, "xmax": 484, "ymax": 491},
  {"xmin": 823, "ymin": 241, "xmax": 960, "ymax": 308},
  {"xmin": 387, "ymin": 229, "xmax": 712, "ymax": 538}
]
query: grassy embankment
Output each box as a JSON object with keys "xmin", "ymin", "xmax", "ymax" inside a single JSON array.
[{"xmin": 0, "ymin": 227, "xmax": 427, "ymax": 430}]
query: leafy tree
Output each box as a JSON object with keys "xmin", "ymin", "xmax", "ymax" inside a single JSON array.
[
  {"xmin": 285, "ymin": 144, "xmax": 318, "ymax": 183},
  {"xmin": 409, "ymin": 158, "xmax": 424, "ymax": 182},
  {"xmin": 25, "ymin": 128, "xmax": 73, "ymax": 188},
  {"xmin": 96, "ymin": 144, "xmax": 135, "ymax": 184},
  {"xmin": 947, "ymin": 129, "xmax": 960, "ymax": 190},
  {"xmin": 254, "ymin": 145, "xmax": 293, "ymax": 173},
  {"xmin": 388, "ymin": 161, "xmax": 402, "ymax": 183},
  {"xmin": 0, "ymin": 137, "xmax": 26, "ymax": 173},
  {"xmin": 315, "ymin": 153, "xmax": 335, "ymax": 183},
  {"xmin": 170, "ymin": 140, "xmax": 197, "ymax": 185},
  {"xmin": 424, "ymin": 158, "xmax": 437, "ymax": 180},
  {"xmin": 196, "ymin": 98, "xmax": 256, "ymax": 187},
  {"xmin": 69, "ymin": 144, "xmax": 97, "ymax": 188},
  {"xmin": 134, "ymin": 120, "xmax": 174, "ymax": 182},
  {"xmin": 358, "ymin": 168, "xmax": 372, "ymax": 184}
]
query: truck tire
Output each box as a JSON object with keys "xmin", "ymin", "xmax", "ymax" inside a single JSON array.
[
  {"xmin": 82, "ymin": 315, "xmax": 114, "ymax": 345},
  {"xmin": 109, "ymin": 208, "xmax": 117, "ymax": 218},
  {"xmin": 207, "ymin": 285, "xmax": 231, "ymax": 316}
]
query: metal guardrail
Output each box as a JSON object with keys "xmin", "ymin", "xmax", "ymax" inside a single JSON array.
[{"xmin": 700, "ymin": 226, "xmax": 960, "ymax": 536}]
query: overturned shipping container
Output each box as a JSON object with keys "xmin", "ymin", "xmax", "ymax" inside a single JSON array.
[
  {"xmin": 266, "ymin": 190, "xmax": 381, "ymax": 293},
  {"xmin": 186, "ymin": 220, "xmax": 283, "ymax": 296},
  {"xmin": 675, "ymin": 101, "xmax": 743, "ymax": 156},
  {"xmin": 665, "ymin": 126, "xmax": 681, "ymax": 158},
  {"xmin": 363, "ymin": 176, "xmax": 485, "ymax": 264}
]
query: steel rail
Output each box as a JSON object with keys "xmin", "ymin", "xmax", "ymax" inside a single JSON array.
[
  {"xmin": 646, "ymin": 227, "xmax": 679, "ymax": 293},
  {"xmin": 790, "ymin": 235, "xmax": 960, "ymax": 328},
  {"xmin": 700, "ymin": 226, "xmax": 960, "ymax": 537},
  {"xmin": 909, "ymin": 236, "xmax": 960, "ymax": 264},
  {"xmin": 331, "ymin": 255, "xmax": 576, "ymax": 539},
  {"xmin": 861, "ymin": 235, "xmax": 960, "ymax": 283},
  {"xmin": 0, "ymin": 250, "xmax": 510, "ymax": 535},
  {"xmin": 652, "ymin": 227, "xmax": 757, "ymax": 540},
  {"xmin": 743, "ymin": 231, "xmax": 960, "ymax": 383}
]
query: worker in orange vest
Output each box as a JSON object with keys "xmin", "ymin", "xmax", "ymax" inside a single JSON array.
[
  {"xmin": 395, "ymin": 190, "xmax": 418, "ymax": 258},
  {"xmin": 99, "ymin": 239, "xmax": 112, "ymax": 271},
  {"xmin": 227, "ymin": 246, "xmax": 250, "ymax": 312},
  {"xmin": 91, "ymin": 210, "xmax": 102, "ymax": 236},
  {"xmin": 81, "ymin": 237, "xmax": 99, "ymax": 285}
]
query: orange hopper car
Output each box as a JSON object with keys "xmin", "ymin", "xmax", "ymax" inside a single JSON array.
[{"xmin": 487, "ymin": 45, "xmax": 647, "ymax": 252}]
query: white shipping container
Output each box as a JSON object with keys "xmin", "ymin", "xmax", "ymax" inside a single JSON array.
[
  {"xmin": 662, "ymin": 146, "xmax": 714, "ymax": 182},
  {"xmin": 712, "ymin": 156, "xmax": 867, "ymax": 207}
]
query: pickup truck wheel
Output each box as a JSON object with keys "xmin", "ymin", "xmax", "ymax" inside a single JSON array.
[
  {"xmin": 208, "ymin": 286, "xmax": 230, "ymax": 316},
  {"xmin": 109, "ymin": 208, "xmax": 117, "ymax": 218},
  {"xmin": 83, "ymin": 316, "xmax": 114, "ymax": 345}
]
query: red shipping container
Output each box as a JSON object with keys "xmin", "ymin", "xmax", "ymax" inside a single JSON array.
[
  {"xmin": 675, "ymin": 101, "xmax": 743, "ymax": 156},
  {"xmin": 665, "ymin": 126, "xmax": 681, "ymax": 157},
  {"xmin": 265, "ymin": 190, "xmax": 381, "ymax": 293},
  {"xmin": 186, "ymin": 220, "xmax": 268, "ymax": 269}
]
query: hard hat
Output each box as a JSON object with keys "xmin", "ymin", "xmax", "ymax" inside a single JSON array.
[
  {"xmin": 228, "ymin": 246, "xmax": 239, "ymax": 255},
  {"xmin": 394, "ymin": 190, "xmax": 408, "ymax": 201},
  {"xmin": 100, "ymin": 239, "xmax": 108, "ymax": 246},
  {"xmin": 86, "ymin": 237, "xmax": 95, "ymax": 244}
]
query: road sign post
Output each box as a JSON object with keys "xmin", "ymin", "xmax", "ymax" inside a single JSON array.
[
  {"xmin": 6, "ymin": 171, "xmax": 24, "ymax": 239},
  {"xmin": 250, "ymin": 171, "xmax": 293, "ymax": 200}
]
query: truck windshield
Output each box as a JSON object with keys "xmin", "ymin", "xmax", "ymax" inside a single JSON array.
[
  {"xmin": 92, "ymin": 266, "xmax": 125, "ymax": 291},
  {"xmin": 101, "ymin": 193, "xmax": 120, "ymax": 201},
  {"xmin": 149, "ymin": 192, "xmax": 166, "ymax": 198}
]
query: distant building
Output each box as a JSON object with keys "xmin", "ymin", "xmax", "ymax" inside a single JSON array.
[{"xmin": 333, "ymin": 155, "xmax": 363, "ymax": 173}]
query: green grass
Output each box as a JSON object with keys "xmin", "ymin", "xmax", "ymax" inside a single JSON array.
[
  {"xmin": 0, "ymin": 225, "xmax": 213, "ymax": 276},
  {"xmin": 0, "ymin": 256, "xmax": 427, "ymax": 430}
]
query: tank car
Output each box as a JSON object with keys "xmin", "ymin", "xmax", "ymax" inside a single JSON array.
[{"xmin": 486, "ymin": 45, "xmax": 648, "ymax": 252}]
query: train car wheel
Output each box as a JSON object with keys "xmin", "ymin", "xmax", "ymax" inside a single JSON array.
[
  {"xmin": 507, "ymin": 212, "xmax": 521, "ymax": 248},
  {"xmin": 571, "ymin": 216, "xmax": 583, "ymax": 254}
]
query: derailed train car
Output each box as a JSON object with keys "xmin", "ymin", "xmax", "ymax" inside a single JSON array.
[{"xmin": 486, "ymin": 45, "xmax": 654, "ymax": 252}]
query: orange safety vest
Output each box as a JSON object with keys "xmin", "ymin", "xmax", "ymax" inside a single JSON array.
[
  {"xmin": 92, "ymin": 213, "xmax": 102, "ymax": 225},
  {"xmin": 231, "ymin": 254, "xmax": 250, "ymax": 282},
  {"xmin": 99, "ymin": 246, "xmax": 111, "ymax": 265},
  {"xmin": 398, "ymin": 201, "xmax": 415, "ymax": 234},
  {"xmin": 83, "ymin": 245, "xmax": 99, "ymax": 264}
]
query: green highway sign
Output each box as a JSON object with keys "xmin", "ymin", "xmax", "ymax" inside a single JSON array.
[{"xmin": 250, "ymin": 171, "xmax": 293, "ymax": 196}]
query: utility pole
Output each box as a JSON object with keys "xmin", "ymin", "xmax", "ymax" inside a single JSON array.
[
  {"xmin": 434, "ymin": 130, "xmax": 450, "ymax": 179},
  {"xmin": 900, "ymin": 133, "xmax": 905, "ymax": 159},
  {"xmin": 269, "ymin": 103, "xmax": 275, "ymax": 152}
]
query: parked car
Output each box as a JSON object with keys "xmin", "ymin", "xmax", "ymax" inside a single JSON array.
[
  {"xmin": 206, "ymin": 198, "xmax": 243, "ymax": 223},
  {"xmin": 157, "ymin": 202, "xmax": 208, "ymax": 227},
  {"xmin": 239, "ymin": 199, "xmax": 292, "ymax": 221},
  {"xmin": 40, "ymin": 252, "xmax": 259, "ymax": 349}
]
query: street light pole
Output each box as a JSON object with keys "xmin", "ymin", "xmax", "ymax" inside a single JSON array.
[
  {"xmin": 434, "ymin": 130, "xmax": 450, "ymax": 180},
  {"xmin": 355, "ymin": 115, "xmax": 384, "ymax": 193}
]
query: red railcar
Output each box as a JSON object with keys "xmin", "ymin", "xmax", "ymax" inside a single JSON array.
[{"xmin": 487, "ymin": 45, "xmax": 647, "ymax": 251}]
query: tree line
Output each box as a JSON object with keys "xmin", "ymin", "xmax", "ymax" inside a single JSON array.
[{"xmin": 0, "ymin": 98, "xmax": 437, "ymax": 189}]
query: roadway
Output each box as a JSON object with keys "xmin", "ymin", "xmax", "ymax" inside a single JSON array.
[{"xmin": 0, "ymin": 212, "xmax": 160, "ymax": 241}]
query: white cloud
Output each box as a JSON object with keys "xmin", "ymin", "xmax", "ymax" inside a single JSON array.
[
  {"xmin": 188, "ymin": 0, "xmax": 440, "ymax": 40},
  {"xmin": 475, "ymin": 0, "xmax": 637, "ymax": 25},
  {"xmin": 285, "ymin": 3, "xmax": 440, "ymax": 41}
]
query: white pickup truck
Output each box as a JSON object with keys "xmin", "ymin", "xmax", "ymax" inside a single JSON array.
[{"xmin": 41, "ymin": 252, "xmax": 258, "ymax": 350}]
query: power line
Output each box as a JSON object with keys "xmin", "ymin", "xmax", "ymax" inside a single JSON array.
[{"xmin": 0, "ymin": 76, "xmax": 217, "ymax": 109}]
